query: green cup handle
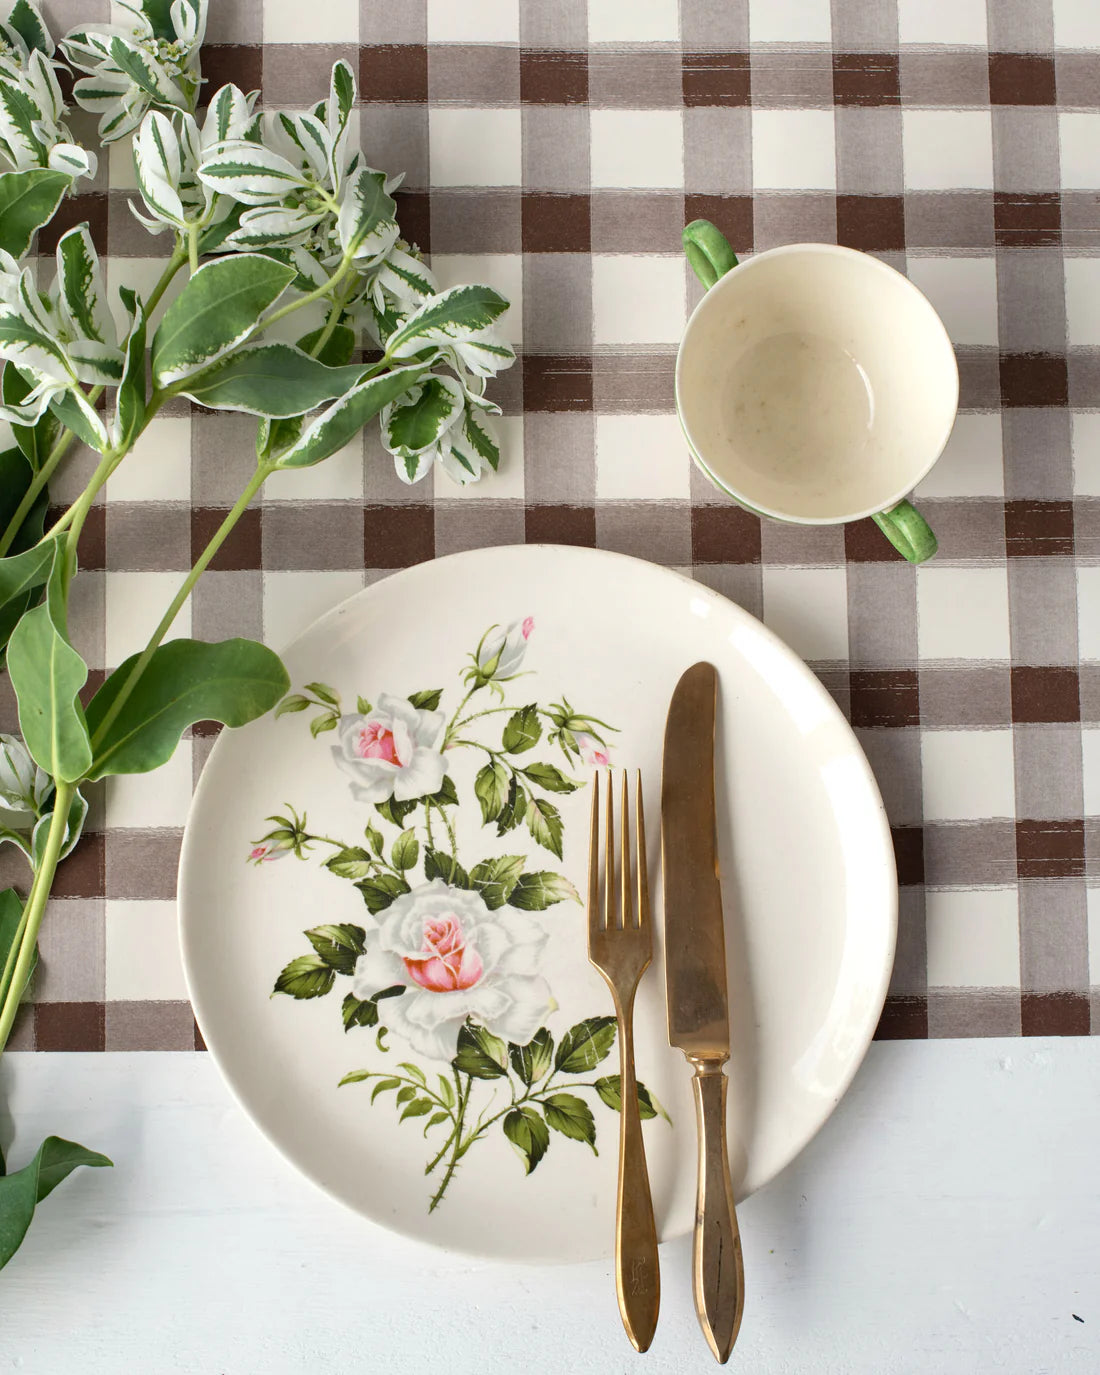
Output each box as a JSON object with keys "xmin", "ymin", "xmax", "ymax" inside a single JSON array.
[
  {"xmin": 683, "ymin": 219, "xmax": 738, "ymax": 290},
  {"xmin": 872, "ymin": 501, "xmax": 938, "ymax": 563}
]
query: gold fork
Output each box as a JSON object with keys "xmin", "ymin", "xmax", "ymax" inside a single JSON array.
[{"xmin": 587, "ymin": 769, "xmax": 660, "ymax": 1353}]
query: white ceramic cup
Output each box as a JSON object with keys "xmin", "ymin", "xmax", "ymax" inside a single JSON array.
[{"xmin": 675, "ymin": 223, "xmax": 959, "ymax": 562}]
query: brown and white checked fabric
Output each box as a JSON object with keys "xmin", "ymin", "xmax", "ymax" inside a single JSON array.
[{"xmin": 1, "ymin": 0, "xmax": 1099, "ymax": 1051}]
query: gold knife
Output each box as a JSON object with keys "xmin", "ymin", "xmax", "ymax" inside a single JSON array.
[{"xmin": 661, "ymin": 661, "xmax": 745, "ymax": 1363}]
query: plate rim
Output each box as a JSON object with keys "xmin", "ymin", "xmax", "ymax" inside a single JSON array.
[{"xmin": 178, "ymin": 543, "xmax": 898, "ymax": 1263}]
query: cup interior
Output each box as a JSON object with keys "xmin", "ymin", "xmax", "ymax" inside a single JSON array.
[{"xmin": 676, "ymin": 246, "xmax": 959, "ymax": 523}]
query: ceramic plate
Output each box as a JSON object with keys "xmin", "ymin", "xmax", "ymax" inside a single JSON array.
[{"xmin": 179, "ymin": 545, "xmax": 896, "ymax": 1264}]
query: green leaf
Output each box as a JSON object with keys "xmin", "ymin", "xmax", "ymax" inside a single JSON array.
[
  {"xmin": 151, "ymin": 254, "xmax": 296, "ymax": 388},
  {"xmin": 495, "ymin": 775, "xmax": 527, "ymax": 836},
  {"xmin": 398, "ymin": 1062, "xmax": 426, "ymax": 1086},
  {"xmin": 431, "ymin": 775, "xmax": 459, "ymax": 808},
  {"xmin": 437, "ymin": 1075, "xmax": 456, "ymax": 1109},
  {"xmin": 407, "ymin": 688, "xmax": 442, "ymax": 711},
  {"xmin": 555, "ymin": 1017, "xmax": 617, "ymax": 1074},
  {"xmin": 84, "ymin": 638, "xmax": 289, "ymax": 780},
  {"xmin": 0, "ymin": 538, "xmax": 55, "ymax": 621},
  {"xmin": 401, "ymin": 1098, "xmax": 433, "ymax": 1122},
  {"xmin": 309, "ymin": 712, "xmax": 337, "ymax": 738},
  {"xmin": 469, "ymin": 854, "xmax": 525, "ymax": 910},
  {"xmin": 0, "ymin": 169, "xmax": 68, "ymax": 259},
  {"xmin": 114, "ymin": 287, "xmax": 147, "ymax": 453},
  {"xmin": 47, "ymin": 388, "xmax": 108, "ymax": 453},
  {"xmin": 474, "ymin": 760, "xmax": 509, "ymax": 825},
  {"xmin": 502, "ymin": 1106, "xmax": 549, "ymax": 1176},
  {"xmin": 395, "ymin": 1085, "xmax": 415, "ymax": 1105},
  {"xmin": 542, "ymin": 1093, "xmax": 597, "ymax": 1154},
  {"xmin": 355, "ymin": 872, "xmax": 410, "ymax": 914},
  {"xmin": 3, "ymin": 366, "xmax": 58, "ymax": 470},
  {"xmin": 387, "ymin": 285, "xmax": 509, "ymax": 359},
  {"xmin": 367, "ymin": 1074, "xmax": 401, "ymax": 1098},
  {"xmin": 298, "ymin": 322, "xmax": 356, "ymax": 370},
  {"xmin": 508, "ymin": 1028, "xmax": 553, "ymax": 1087},
  {"xmin": 508, "ymin": 871, "xmax": 579, "ymax": 911},
  {"xmin": 452, "ymin": 1023, "xmax": 508, "ymax": 1080},
  {"xmin": 502, "ymin": 705, "xmax": 541, "ymax": 754},
  {"xmin": 274, "ymin": 692, "xmax": 310, "ymax": 718},
  {"xmin": 0, "ymin": 886, "xmax": 33, "ymax": 1006},
  {"xmin": 424, "ymin": 1111, "xmax": 449, "ymax": 1135},
  {"xmin": 178, "ymin": 342, "xmax": 367, "ymax": 419},
  {"xmin": 324, "ymin": 846, "xmax": 371, "ymax": 880},
  {"xmin": 391, "ymin": 829, "xmax": 419, "ymax": 871},
  {"xmin": 305, "ymin": 923, "xmax": 365, "ymax": 975},
  {"xmin": 341, "ymin": 992, "xmax": 379, "ymax": 1031},
  {"xmin": 7, "ymin": 541, "xmax": 91, "ymax": 782},
  {"xmin": 526, "ymin": 797, "xmax": 563, "ymax": 860},
  {"xmin": 272, "ymin": 954, "xmax": 334, "ymax": 999},
  {"xmin": 521, "ymin": 762, "xmax": 578, "ymax": 793},
  {"xmin": 55, "ymin": 225, "xmax": 111, "ymax": 345},
  {"xmin": 594, "ymin": 1075, "xmax": 671, "ymax": 1124},
  {"xmin": 364, "ymin": 823, "xmax": 384, "ymax": 855},
  {"xmin": 356, "ymin": 695, "xmax": 373, "ymax": 715},
  {"xmin": 303, "ymin": 681, "xmax": 339, "ymax": 705},
  {"xmin": 0, "ymin": 1136, "xmax": 112, "ymax": 1272},
  {"xmin": 375, "ymin": 795, "xmax": 418, "ymax": 828},
  {"xmin": 423, "ymin": 848, "xmax": 469, "ymax": 889},
  {"xmin": 31, "ymin": 786, "xmax": 86, "ymax": 868},
  {"xmin": 273, "ymin": 364, "xmax": 424, "ymax": 470},
  {"xmin": 0, "ymin": 451, "xmax": 49, "ymax": 658}
]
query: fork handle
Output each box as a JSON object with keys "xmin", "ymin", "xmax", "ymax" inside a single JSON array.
[
  {"xmin": 689, "ymin": 1057, "xmax": 745, "ymax": 1363},
  {"xmin": 614, "ymin": 998, "xmax": 660, "ymax": 1353}
]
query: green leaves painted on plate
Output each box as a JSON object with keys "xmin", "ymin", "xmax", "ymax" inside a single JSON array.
[
  {"xmin": 555, "ymin": 1017, "xmax": 617, "ymax": 1074},
  {"xmin": 502, "ymin": 1106, "xmax": 549, "ymax": 1176},
  {"xmin": 501, "ymin": 705, "xmax": 540, "ymax": 754},
  {"xmin": 469, "ymin": 854, "xmax": 524, "ymax": 909},
  {"xmin": 452, "ymin": 1022, "xmax": 508, "ymax": 1080},
  {"xmin": 542, "ymin": 1093, "xmax": 597, "ymax": 1154},
  {"xmin": 304, "ymin": 923, "xmax": 365, "ymax": 977},
  {"xmin": 595, "ymin": 1075, "xmax": 671, "ymax": 1124},
  {"xmin": 84, "ymin": 637, "xmax": 290, "ymax": 780},
  {"xmin": 508, "ymin": 1027, "xmax": 553, "ymax": 1087},
  {"xmin": 525, "ymin": 797, "xmax": 563, "ymax": 860},
  {"xmin": 507, "ymin": 870, "xmax": 578, "ymax": 911},
  {"xmin": 272, "ymin": 953, "xmax": 333, "ymax": 999},
  {"xmin": 474, "ymin": 760, "xmax": 508, "ymax": 825}
]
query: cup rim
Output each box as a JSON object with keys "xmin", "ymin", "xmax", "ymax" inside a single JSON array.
[{"xmin": 675, "ymin": 241, "xmax": 961, "ymax": 526}]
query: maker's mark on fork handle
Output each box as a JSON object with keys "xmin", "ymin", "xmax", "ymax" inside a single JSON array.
[{"xmin": 689, "ymin": 1057, "xmax": 745, "ymax": 1364}]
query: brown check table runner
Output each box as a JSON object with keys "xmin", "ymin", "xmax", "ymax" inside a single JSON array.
[{"xmin": 2, "ymin": 0, "xmax": 1099, "ymax": 1050}]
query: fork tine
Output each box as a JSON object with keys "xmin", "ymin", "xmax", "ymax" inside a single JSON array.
[
  {"xmin": 636, "ymin": 769, "xmax": 649, "ymax": 934},
  {"xmin": 620, "ymin": 771, "xmax": 634, "ymax": 931},
  {"xmin": 588, "ymin": 770, "xmax": 602, "ymax": 939},
  {"xmin": 605, "ymin": 768, "xmax": 618, "ymax": 929}
]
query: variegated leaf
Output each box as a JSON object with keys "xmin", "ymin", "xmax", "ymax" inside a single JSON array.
[
  {"xmin": 381, "ymin": 374, "xmax": 463, "ymax": 457},
  {"xmin": 108, "ymin": 35, "xmax": 187, "ymax": 108},
  {"xmin": 274, "ymin": 364, "xmax": 423, "ymax": 470},
  {"xmin": 337, "ymin": 167, "xmax": 399, "ymax": 266},
  {"xmin": 198, "ymin": 138, "xmax": 307, "ymax": 205},
  {"xmin": 170, "ymin": 0, "xmax": 206, "ymax": 47},
  {"xmin": 225, "ymin": 204, "xmax": 323, "ymax": 250},
  {"xmin": 133, "ymin": 109, "xmax": 186, "ymax": 227},
  {"xmin": 55, "ymin": 225, "xmax": 114, "ymax": 345},
  {"xmin": 67, "ymin": 338, "xmax": 124, "ymax": 386},
  {"xmin": 376, "ymin": 246, "xmax": 437, "ymax": 305},
  {"xmin": 114, "ymin": 285, "xmax": 147, "ymax": 451},
  {"xmin": 448, "ymin": 327, "xmax": 516, "ymax": 379},
  {"xmin": 48, "ymin": 385, "xmax": 109, "ymax": 452},
  {"xmin": 47, "ymin": 143, "xmax": 96, "ymax": 180},
  {"xmin": 150, "ymin": 253, "xmax": 296, "ymax": 387},
  {"xmin": 201, "ymin": 83, "xmax": 253, "ymax": 149},
  {"xmin": 176, "ymin": 342, "xmax": 365, "ymax": 418},
  {"xmin": 394, "ymin": 448, "xmax": 434, "ymax": 484},
  {"xmin": 0, "ymin": 308, "xmax": 71, "ymax": 385},
  {"xmin": 0, "ymin": 168, "xmax": 68, "ymax": 258},
  {"xmin": 0, "ymin": 76, "xmax": 47, "ymax": 168},
  {"xmin": 386, "ymin": 285, "xmax": 509, "ymax": 361},
  {"xmin": 273, "ymin": 111, "xmax": 329, "ymax": 182},
  {"xmin": 6, "ymin": 1, "xmax": 52, "ymax": 56}
]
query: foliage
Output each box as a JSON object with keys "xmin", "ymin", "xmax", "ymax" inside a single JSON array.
[{"xmin": 0, "ymin": 0, "xmax": 515, "ymax": 1273}]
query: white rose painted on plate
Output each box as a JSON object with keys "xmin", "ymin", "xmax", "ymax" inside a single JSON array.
[
  {"xmin": 332, "ymin": 694, "xmax": 446, "ymax": 804},
  {"xmin": 352, "ymin": 879, "xmax": 552, "ymax": 1061},
  {"xmin": 476, "ymin": 618, "xmax": 533, "ymax": 680}
]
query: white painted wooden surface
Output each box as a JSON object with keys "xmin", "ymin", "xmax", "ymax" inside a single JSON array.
[{"xmin": 1, "ymin": 1039, "xmax": 1098, "ymax": 1373}]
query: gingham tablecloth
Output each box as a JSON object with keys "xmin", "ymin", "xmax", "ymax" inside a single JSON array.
[{"xmin": 2, "ymin": 0, "xmax": 1098, "ymax": 1051}]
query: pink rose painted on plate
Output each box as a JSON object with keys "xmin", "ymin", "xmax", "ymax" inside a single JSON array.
[
  {"xmin": 355, "ymin": 720, "xmax": 401, "ymax": 765},
  {"xmin": 577, "ymin": 733, "xmax": 610, "ymax": 767},
  {"xmin": 403, "ymin": 912, "xmax": 484, "ymax": 992}
]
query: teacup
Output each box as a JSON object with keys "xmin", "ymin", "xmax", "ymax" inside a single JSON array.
[{"xmin": 676, "ymin": 221, "xmax": 959, "ymax": 563}]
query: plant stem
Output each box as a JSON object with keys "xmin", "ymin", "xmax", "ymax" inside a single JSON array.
[
  {"xmin": 0, "ymin": 426, "xmax": 78, "ymax": 558},
  {"xmin": 429, "ymin": 1073, "xmax": 472, "ymax": 1211},
  {"xmin": 90, "ymin": 460, "xmax": 275, "ymax": 752},
  {"xmin": 187, "ymin": 225, "xmax": 199, "ymax": 273},
  {"xmin": 453, "ymin": 705, "xmax": 516, "ymax": 732},
  {"xmin": 0, "ymin": 782, "xmax": 75, "ymax": 1054},
  {"xmin": 442, "ymin": 686, "xmax": 479, "ymax": 749},
  {"xmin": 261, "ymin": 255, "xmax": 354, "ymax": 336},
  {"xmin": 146, "ymin": 243, "xmax": 188, "ymax": 316}
]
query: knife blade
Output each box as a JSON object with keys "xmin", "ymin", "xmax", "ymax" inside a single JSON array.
[{"xmin": 661, "ymin": 660, "xmax": 745, "ymax": 1364}]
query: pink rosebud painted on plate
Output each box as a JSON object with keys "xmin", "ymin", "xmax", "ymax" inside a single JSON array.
[
  {"xmin": 333, "ymin": 693, "xmax": 446, "ymax": 804},
  {"xmin": 475, "ymin": 618, "xmax": 533, "ymax": 681},
  {"xmin": 247, "ymin": 839, "xmax": 292, "ymax": 864},
  {"xmin": 352, "ymin": 879, "xmax": 551, "ymax": 1061},
  {"xmin": 576, "ymin": 733, "xmax": 610, "ymax": 767}
]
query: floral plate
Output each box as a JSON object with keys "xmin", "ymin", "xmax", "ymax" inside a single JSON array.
[{"xmin": 178, "ymin": 544, "xmax": 896, "ymax": 1264}]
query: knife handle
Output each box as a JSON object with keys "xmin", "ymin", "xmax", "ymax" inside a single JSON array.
[
  {"xmin": 689, "ymin": 1057, "xmax": 745, "ymax": 1363},
  {"xmin": 614, "ymin": 999, "xmax": 661, "ymax": 1352}
]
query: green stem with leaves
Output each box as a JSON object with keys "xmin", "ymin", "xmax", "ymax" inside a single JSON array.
[
  {"xmin": 429, "ymin": 1072, "xmax": 473, "ymax": 1212},
  {"xmin": 0, "ymin": 782, "xmax": 75, "ymax": 1054}
]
